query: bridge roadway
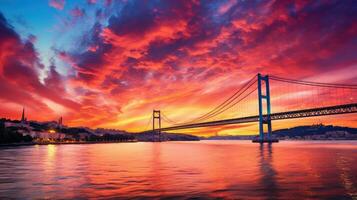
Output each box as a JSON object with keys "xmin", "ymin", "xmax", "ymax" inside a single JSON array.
[{"xmin": 159, "ymin": 103, "xmax": 357, "ymax": 132}]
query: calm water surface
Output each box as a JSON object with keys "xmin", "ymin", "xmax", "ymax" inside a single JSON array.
[{"xmin": 0, "ymin": 141, "xmax": 357, "ymax": 199}]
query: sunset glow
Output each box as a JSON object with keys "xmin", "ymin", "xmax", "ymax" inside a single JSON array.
[{"xmin": 0, "ymin": 0, "xmax": 356, "ymax": 135}]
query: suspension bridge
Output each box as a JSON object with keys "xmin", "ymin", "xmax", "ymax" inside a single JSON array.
[{"xmin": 145, "ymin": 73, "xmax": 357, "ymax": 143}]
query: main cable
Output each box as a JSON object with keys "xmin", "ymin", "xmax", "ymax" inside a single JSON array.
[
  {"xmin": 182, "ymin": 75, "xmax": 257, "ymax": 124},
  {"xmin": 145, "ymin": 114, "xmax": 153, "ymax": 131},
  {"xmin": 188, "ymin": 80, "xmax": 258, "ymax": 123},
  {"xmin": 270, "ymin": 75, "xmax": 357, "ymax": 89},
  {"xmin": 161, "ymin": 112, "xmax": 178, "ymax": 125},
  {"xmin": 193, "ymin": 86, "xmax": 258, "ymax": 122}
]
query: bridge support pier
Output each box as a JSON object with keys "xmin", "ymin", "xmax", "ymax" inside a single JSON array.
[
  {"xmin": 153, "ymin": 110, "xmax": 161, "ymax": 142},
  {"xmin": 253, "ymin": 74, "xmax": 279, "ymax": 143}
]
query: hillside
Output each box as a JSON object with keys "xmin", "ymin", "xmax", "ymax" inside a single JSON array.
[{"xmin": 202, "ymin": 125, "xmax": 357, "ymax": 140}]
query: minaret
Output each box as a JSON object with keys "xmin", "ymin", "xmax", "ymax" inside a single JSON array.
[
  {"xmin": 58, "ymin": 117, "xmax": 62, "ymax": 127},
  {"xmin": 21, "ymin": 107, "xmax": 26, "ymax": 124}
]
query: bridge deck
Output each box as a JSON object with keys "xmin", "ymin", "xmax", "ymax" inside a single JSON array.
[{"xmin": 159, "ymin": 103, "xmax": 357, "ymax": 131}]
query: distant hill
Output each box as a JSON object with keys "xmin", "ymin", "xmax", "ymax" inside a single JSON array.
[
  {"xmin": 4, "ymin": 116, "xmax": 355, "ymax": 143},
  {"xmin": 135, "ymin": 131, "xmax": 200, "ymax": 142},
  {"xmin": 0, "ymin": 118, "xmax": 199, "ymax": 144},
  {"xmin": 201, "ymin": 135, "xmax": 255, "ymax": 140},
  {"xmin": 202, "ymin": 125, "xmax": 357, "ymax": 140},
  {"xmin": 273, "ymin": 124, "xmax": 357, "ymax": 140}
]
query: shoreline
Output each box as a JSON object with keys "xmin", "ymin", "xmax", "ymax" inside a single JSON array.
[
  {"xmin": 0, "ymin": 140, "xmax": 138, "ymax": 147},
  {"xmin": 2, "ymin": 139, "xmax": 357, "ymax": 148}
]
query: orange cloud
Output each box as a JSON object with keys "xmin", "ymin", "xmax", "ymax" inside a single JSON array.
[{"xmin": 1, "ymin": 0, "xmax": 357, "ymax": 136}]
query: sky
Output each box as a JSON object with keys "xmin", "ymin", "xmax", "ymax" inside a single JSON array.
[{"xmin": 0, "ymin": 0, "xmax": 356, "ymax": 136}]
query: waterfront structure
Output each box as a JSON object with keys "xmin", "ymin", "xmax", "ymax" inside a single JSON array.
[
  {"xmin": 21, "ymin": 108, "xmax": 27, "ymax": 124},
  {"xmin": 152, "ymin": 110, "xmax": 161, "ymax": 141},
  {"xmin": 58, "ymin": 117, "xmax": 63, "ymax": 128},
  {"xmin": 149, "ymin": 73, "xmax": 357, "ymax": 143},
  {"xmin": 254, "ymin": 74, "xmax": 275, "ymax": 143}
]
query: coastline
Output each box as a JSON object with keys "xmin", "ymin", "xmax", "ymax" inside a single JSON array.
[
  {"xmin": 2, "ymin": 139, "xmax": 357, "ymax": 148},
  {"xmin": 0, "ymin": 140, "xmax": 138, "ymax": 147}
]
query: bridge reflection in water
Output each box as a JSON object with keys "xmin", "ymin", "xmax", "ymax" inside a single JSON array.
[
  {"xmin": 259, "ymin": 144, "xmax": 279, "ymax": 199},
  {"xmin": 1, "ymin": 141, "xmax": 356, "ymax": 199}
]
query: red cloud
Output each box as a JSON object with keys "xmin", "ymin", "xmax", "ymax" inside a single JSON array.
[
  {"xmin": 87, "ymin": 0, "xmax": 96, "ymax": 4},
  {"xmin": 70, "ymin": 7, "xmax": 85, "ymax": 18},
  {"xmin": 0, "ymin": 13, "xmax": 79, "ymax": 121},
  {"xmin": 3, "ymin": 0, "xmax": 357, "ymax": 134},
  {"xmin": 53, "ymin": 0, "xmax": 357, "ymax": 132},
  {"xmin": 49, "ymin": 0, "xmax": 65, "ymax": 10}
]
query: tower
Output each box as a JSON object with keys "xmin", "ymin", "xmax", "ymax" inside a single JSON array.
[
  {"xmin": 152, "ymin": 110, "xmax": 161, "ymax": 142},
  {"xmin": 253, "ymin": 73, "xmax": 277, "ymax": 143},
  {"xmin": 21, "ymin": 107, "xmax": 26, "ymax": 124},
  {"xmin": 58, "ymin": 117, "xmax": 63, "ymax": 128}
]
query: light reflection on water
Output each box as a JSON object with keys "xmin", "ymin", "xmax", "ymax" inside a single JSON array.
[{"xmin": 0, "ymin": 141, "xmax": 356, "ymax": 199}]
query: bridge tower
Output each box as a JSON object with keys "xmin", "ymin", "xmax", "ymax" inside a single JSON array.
[
  {"xmin": 152, "ymin": 110, "xmax": 161, "ymax": 142},
  {"xmin": 253, "ymin": 74, "xmax": 278, "ymax": 143}
]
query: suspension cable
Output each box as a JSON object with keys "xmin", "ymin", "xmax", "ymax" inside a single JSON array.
[
  {"xmin": 193, "ymin": 86, "xmax": 258, "ymax": 122},
  {"xmin": 151, "ymin": 74, "xmax": 357, "ymax": 129},
  {"xmin": 189, "ymin": 82, "xmax": 258, "ymax": 123},
  {"xmin": 183, "ymin": 75, "xmax": 257, "ymax": 124},
  {"xmin": 145, "ymin": 114, "xmax": 153, "ymax": 131},
  {"xmin": 161, "ymin": 112, "xmax": 178, "ymax": 125},
  {"xmin": 270, "ymin": 75, "xmax": 357, "ymax": 89}
]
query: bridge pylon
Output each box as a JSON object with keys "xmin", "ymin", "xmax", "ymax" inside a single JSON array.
[
  {"xmin": 152, "ymin": 110, "xmax": 161, "ymax": 142},
  {"xmin": 253, "ymin": 74, "xmax": 278, "ymax": 143}
]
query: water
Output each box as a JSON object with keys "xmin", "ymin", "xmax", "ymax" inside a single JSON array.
[{"xmin": 0, "ymin": 141, "xmax": 356, "ymax": 199}]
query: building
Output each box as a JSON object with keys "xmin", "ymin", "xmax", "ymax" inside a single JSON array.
[
  {"xmin": 21, "ymin": 108, "xmax": 26, "ymax": 124},
  {"xmin": 58, "ymin": 117, "xmax": 63, "ymax": 128}
]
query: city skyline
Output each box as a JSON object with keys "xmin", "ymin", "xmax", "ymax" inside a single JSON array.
[{"xmin": 0, "ymin": 0, "xmax": 356, "ymax": 136}]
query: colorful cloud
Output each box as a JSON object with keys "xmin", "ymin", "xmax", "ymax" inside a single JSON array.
[
  {"xmin": 0, "ymin": 0, "xmax": 356, "ymax": 135},
  {"xmin": 49, "ymin": 0, "xmax": 65, "ymax": 10}
]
